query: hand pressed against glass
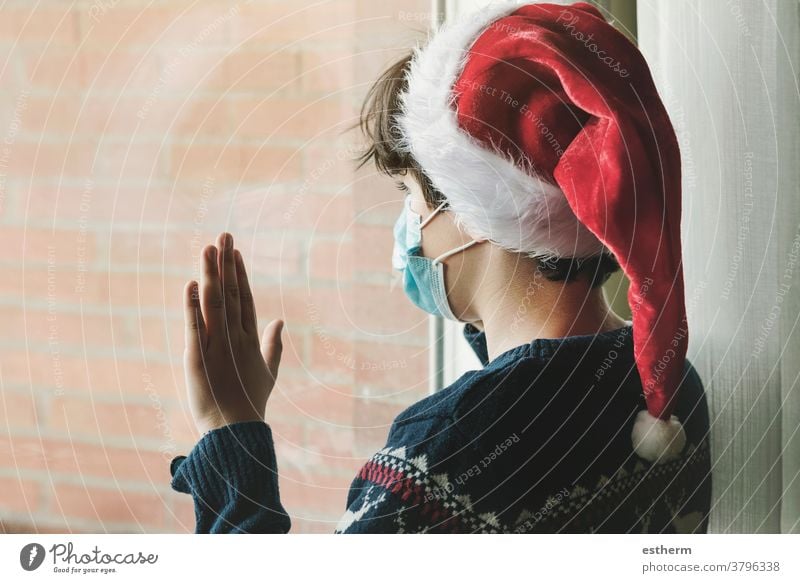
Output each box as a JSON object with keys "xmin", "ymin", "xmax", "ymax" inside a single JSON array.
[{"xmin": 183, "ymin": 232, "xmax": 284, "ymax": 435}]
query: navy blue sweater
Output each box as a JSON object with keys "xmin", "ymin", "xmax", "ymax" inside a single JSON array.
[{"xmin": 170, "ymin": 323, "xmax": 712, "ymax": 533}]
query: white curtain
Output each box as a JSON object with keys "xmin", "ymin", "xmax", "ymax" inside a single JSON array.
[{"xmin": 639, "ymin": 0, "xmax": 800, "ymax": 533}]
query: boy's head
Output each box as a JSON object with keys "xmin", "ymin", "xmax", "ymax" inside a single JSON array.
[{"xmin": 355, "ymin": 52, "xmax": 620, "ymax": 291}]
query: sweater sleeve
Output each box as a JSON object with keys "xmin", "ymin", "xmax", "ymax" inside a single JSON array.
[
  {"xmin": 169, "ymin": 420, "xmax": 292, "ymax": 533},
  {"xmin": 170, "ymin": 415, "xmax": 493, "ymax": 534},
  {"xmin": 463, "ymin": 323, "xmax": 489, "ymax": 366}
]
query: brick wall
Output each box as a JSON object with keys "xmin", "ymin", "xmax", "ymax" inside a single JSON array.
[{"xmin": 0, "ymin": 0, "xmax": 433, "ymax": 533}]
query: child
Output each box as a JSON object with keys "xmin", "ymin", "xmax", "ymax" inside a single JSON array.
[{"xmin": 171, "ymin": 1, "xmax": 711, "ymax": 534}]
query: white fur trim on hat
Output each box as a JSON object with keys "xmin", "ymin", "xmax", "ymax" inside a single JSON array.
[
  {"xmin": 395, "ymin": 1, "xmax": 606, "ymax": 261},
  {"xmin": 632, "ymin": 409, "xmax": 687, "ymax": 464}
]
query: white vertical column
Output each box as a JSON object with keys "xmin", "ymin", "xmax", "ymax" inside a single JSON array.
[{"xmin": 638, "ymin": 0, "xmax": 800, "ymax": 533}]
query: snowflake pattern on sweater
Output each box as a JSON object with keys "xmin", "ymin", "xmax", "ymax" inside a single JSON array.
[
  {"xmin": 170, "ymin": 323, "xmax": 712, "ymax": 533},
  {"xmin": 334, "ymin": 438, "xmax": 710, "ymax": 533}
]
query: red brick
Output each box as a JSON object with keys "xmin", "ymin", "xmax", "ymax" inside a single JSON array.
[
  {"xmin": 0, "ymin": 228, "xmax": 95, "ymax": 265},
  {"xmin": 309, "ymin": 332, "xmax": 357, "ymax": 377},
  {"xmin": 83, "ymin": 271, "xmax": 188, "ymax": 312},
  {"xmin": 271, "ymin": 327, "xmax": 305, "ymax": 374},
  {"xmin": 0, "ymin": 436, "xmax": 170, "ymax": 483},
  {"xmin": 352, "ymin": 50, "xmax": 412, "ymax": 85},
  {"xmin": 351, "ymin": 425, "xmax": 393, "ymax": 458},
  {"xmin": 0, "ymin": 304, "xmax": 117, "ymax": 349},
  {"xmin": 300, "ymin": 49, "xmax": 354, "ymax": 94},
  {"xmin": 24, "ymin": 92, "xmax": 164, "ymax": 139},
  {"xmin": 232, "ymin": 97, "xmax": 350, "ymax": 141},
  {"xmin": 93, "ymin": 141, "xmax": 166, "ymax": 180},
  {"xmin": 304, "ymin": 192, "xmax": 355, "ymax": 232},
  {"xmin": 269, "ymin": 421, "xmax": 308, "ymax": 470},
  {"xmin": 246, "ymin": 290, "xmax": 307, "ymax": 342},
  {"xmin": 353, "ymin": 171, "xmax": 405, "ymax": 223},
  {"xmin": 166, "ymin": 408, "xmax": 200, "ymax": 449},
  {"xmin": 50, "ymin": 483, "xmax": 164, "ymax": 527},
  {"xmin": 301, "ymin": 142, "xmax": 361, "ymax": 189},
  {"xmin": 238, "ymin": 145, "xmax": 303, "ymax": 184},
  {"xmin": 0, "ymin": 55, "xmax": 18, "ymax": 91},
  {"xmin": 79, "ymin": 5, "xmax": 229, "ymax": 49},
  {"xmin": 353, "ymin": 400, "xmax": 406, "ymax": 432},
  {"xmin": 270, "ymin": 419, "xmax": 305, "ymax": 445},
  {"xmin": 9, "ymin": 142, "xmax": 94, "ymax": 179},
  {"xmin": 16, "ymin": 309, "xmax": 119, "ymax": 349},
  {"xmin": 46, "ymin": 396, "xmax": 167, "ymax": 441},
  {"xmin": 228, "ymin": 187, "xmax": 290, "ymax": 231},
  {"xmin": 170, "ymin": 141, "xmax": 301, "ymax": 185},
  {"xmin": 353, "ymin": 341, "xmax": 428, "ymax": 392},
  {"xmin": 170, "ymin": 143, "xmax": 241, "ymax": 183},
  {"xmin": 0, "ymin": 477, "xmax": 41, "ymax": 514},
  {"xmin": 279, "ymin": 467, "xmax": 350, "ymax": 513},
  {"xmin": 309, "ymin": 237, "xmax": 353, "ymax": 281},
  {"xmin": 0, "ymin": 348, "xmax": 182, "ymax": 400},
  {"xmin": 136, "ymin": 315, "xmax": 183, "ymax": 358},
  {"xmin": 355, "ymin": 0, "xmax": 432, "ymax": 48},
  {"xmin": 232, "ymin": 188, "xmax": 353, "ymax": 233},
  {"xmin": 224, "ymin": 49, "xmax": 299, "ymax": 92},
  {"xmin": 22, "ymin": 51, "xmax": 84, "ymax": 89},
  {"xmin": 0, "ymin": 349, "xmax": 50, "ymax": 388},
  {"xmin": 270, "ymin": 377, "xmax": 355, "ymax": 425},
  {"xmin": 352, "ymin": 283, "xmax": 429, "ymax": 339},
  {"xmin": 301, "ymin": 286, "xmax": 354, "ymax": 331},
  {"xmin": 166, "ymin": 493, "xmax": 196, "ymax": 533},
  {"xmin": 21, "ymin": 95, "xmax": 84, "ymax": 135},
  {"xmin": 232, "ymin": 2, "xmax": 357, "ymax": 45},
  {"xmin": 79, "ymin": 95, "xmax": 156, "ymax": 136},
  {"xmin": 0, "ymin": 391, "xmax": 38, "ymax": 429},
  {"xmin": 145, "ymin": 48, "xmax": 229, "ymax": 94},
  {"xmin": 353, "ymin": 223, "xmax": 394, "ymax": 274},
  {"xmin": 0, "ymin": 7, "xmax": 79, "ymax": 44},
  {"xmin": 304, "ymin": 425, "xmax": 358, "ymax": 459},
  {"xmin": 24, "ymin": 183, "xmax": 185, "ymax": 225},
  {"xmin": 108, "ymin": 230, "xmax": 194, "ymax": 268},
  {"xmin": 170, "ymin": 98, "xmax": 231, "ymax": 138},
  {"xmin": 227, "ymin": 232, "xmax": 302, "ymax": 280},
  {"xmin": 0, "ymin": 268, "xmax": 56, "ymax": 302}
]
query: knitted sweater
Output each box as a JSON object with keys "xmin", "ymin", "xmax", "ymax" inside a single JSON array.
[{"xmin": 170, "ymin": 323, "xmax": 712, "ymax": 533}]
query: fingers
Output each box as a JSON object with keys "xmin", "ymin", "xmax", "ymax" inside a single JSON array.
[
  {"xmin": 217, "ymin": 232, "xmax": 242, "ymax": 338},
  {"xmin": 235, "ymin": 249, "xmax": 258, "ymax": 335},
  {"xmin": 261, "ymin": 319, "xmax": 284, "ymax": 382},
  {"xmin": 201, "ymin": 244, "xmax": 224, "ymax": 337},
  {"xmin": 184, "ymin": 280, "xmax": 206, "ymax": 360}
]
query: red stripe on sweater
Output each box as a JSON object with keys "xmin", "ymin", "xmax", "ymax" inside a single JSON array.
[{"xmin": 358, "ymin": 459, "xmax": 464, "ymax": 532}]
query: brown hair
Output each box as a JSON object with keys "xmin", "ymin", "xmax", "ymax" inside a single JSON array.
[
  {"xmin": 352, "ymin": 52, "xmax": 444, "ymax": 207},
  {"xmin": 353, "ymin": 53, "xmax": 620, "ymax": 288}
]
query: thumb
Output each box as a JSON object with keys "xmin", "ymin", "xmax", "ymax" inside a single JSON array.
[{"xmin": 261, "ymin": 319, "xmax": 284, "ymax": 381}]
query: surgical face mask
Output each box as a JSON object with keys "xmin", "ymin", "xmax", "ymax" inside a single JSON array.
[{"xmin": 392, "ymin": 195, "xmax": 481, "ymax": 321}]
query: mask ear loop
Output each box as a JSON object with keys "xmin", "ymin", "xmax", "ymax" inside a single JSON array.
[
  {"xmin": 419, "ymin": 200, "xmax": 484, "ymax": 264},
  {"xmin": 432, "ymin": 238, "xmax": 482, "ymax": 264},
  {"xmin": 419, "ymin": 200, "xmax": 448, "ymax": 229}
]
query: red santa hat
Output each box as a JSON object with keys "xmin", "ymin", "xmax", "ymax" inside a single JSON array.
[{"xmin": 395, "ymin": 1, "xmax": 688, "ymax": 464}]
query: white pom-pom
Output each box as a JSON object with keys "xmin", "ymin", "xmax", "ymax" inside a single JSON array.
[{"xmin": 631, "ymin": 410, "xmax": 687, "ymax": 464}]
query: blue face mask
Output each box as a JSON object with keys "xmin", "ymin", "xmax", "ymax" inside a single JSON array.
[{"xmin": 392, "ymin": 195, "xmax": 481, "ymax": 321}]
